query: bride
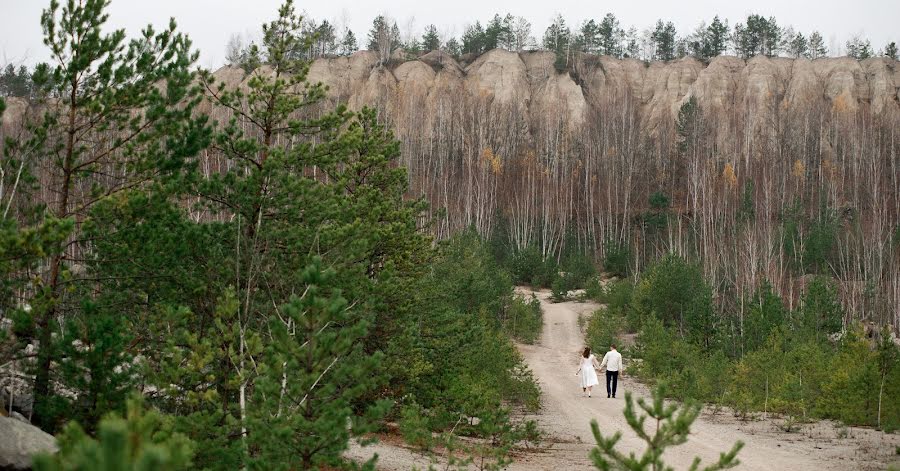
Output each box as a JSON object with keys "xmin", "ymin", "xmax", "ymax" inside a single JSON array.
[{"xmin": 575, "ymin": 347, "xmax": 600, "ymax": 397}]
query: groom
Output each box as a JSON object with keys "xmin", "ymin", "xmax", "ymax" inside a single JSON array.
[{"xmin": 599, "ymin": 345, "xmax": 623, "ymax": 398}]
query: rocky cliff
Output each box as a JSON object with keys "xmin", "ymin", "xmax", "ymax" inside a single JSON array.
[{"xmin": 211, "ymin": 50, "xmax": 900, "ymax": 131}]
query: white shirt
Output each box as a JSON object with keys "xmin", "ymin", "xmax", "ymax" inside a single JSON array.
[{"xmin": 600, "ymin": 350, "xmax": 623, "ymax": 372}]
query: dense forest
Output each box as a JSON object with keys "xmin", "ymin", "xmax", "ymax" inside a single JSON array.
[{"xmin": 1, "ymin": 0, "xmax": 899, "ymax": 470}]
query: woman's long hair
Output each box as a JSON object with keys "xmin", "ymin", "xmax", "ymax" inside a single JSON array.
[{"xmin": 582, "ymin": 347, "xmax": 591, "ymax": 358}]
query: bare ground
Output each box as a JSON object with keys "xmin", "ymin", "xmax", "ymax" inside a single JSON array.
[{"xmin": 349, "ymin": 289, "xmax": 900, "ymax": 470}]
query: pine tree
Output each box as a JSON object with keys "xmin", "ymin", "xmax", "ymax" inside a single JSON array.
[
  {"xmin": 702, "ymin": 16, "xmax": 729, "ymax": 59},
  {"xmin": 24, "ymin": 0, "xmax": 208, "ymax": 432},
  {"xmin": 590, "ymin": 384, "xmax": 743, "ymax": 470},
  {"xmin": 32, "ymin": 396, "xmax": 194, "ymax": 471},
  {"xmin": 733, "ymin": 15, "xmax": 780, "ymax": 58},
  {"xmin": 846, "ymin": 35, "xmax": 873, "ymax": 59},
  {"xmin": 598, "ymin": 14, "xmax": 624, "ymax": 57},
  {"xmin": 798, "ymin": 276, "xmax": 843, "ymax": 343},
  {"xmin": 787, "ymin": 32, "xmax": 809, "ymax": 58},
  {"xmin": 445, "ymin": 37, "xmax": 462, "ymax": 56},
  {"xmin": 0, "ymin": 64, "xmax": 33, "ymax": 98},
  {"xmin": 578, "ymin": 19, "xmax": 601, "ymax": 54},
  {"xmin": 367, "ymin": 15, "xmax": 399, "ymax": 62},
  {"xmin": 339, "ymin": 27, "xmax": 358, "ymax": 55},
  {"xmin": 543, "ymin": 15, "xmax": 572, "ymax": 70},
  {"xmin": 422, "ymin": 24, "xmax": 441, "ymax": 51},
  {"xmin": 251, "ymin": 258, "xmax": 390, "ymax": 470},
  {"xmin": 462, "ymin": 21, "xmax": 487, "ymax": 54},
  {"xmin": 484, "ymin": 14, "xmax": 510, "ymax": 51},
  {"xmin": 808, "ymin": 31, "xmax": 828, "ymax": 58},
  {"xmin": 876, "ymin": 327, "xmax": 899, "ymax": 430},
  {"xmin": 651, "ymin": 20, "xmax": 677, "ymax": 61},
  {"xmin": 885, "ymin": 41, "xmax": 899, "ymax": 60}
]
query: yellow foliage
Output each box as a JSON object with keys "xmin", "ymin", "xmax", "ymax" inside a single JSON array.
[
  {"xmin": 722, "ymin": 163, "xmax": 737, "ymax": 189},
  {"xmin": 792, "ymin": 160, "xmax": 805, "ymax": 179},
  {"xmin": 482, "ymin": 148, "xmax": 502, "ymax": 175},
  {"xmin": 832, "ymin": 93, "xmax": 850, "ymax": 114}
]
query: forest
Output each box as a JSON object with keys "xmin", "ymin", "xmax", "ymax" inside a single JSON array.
[{"xmin": 1, "ymin": 0, "xmax": 899, "ymax": 470}]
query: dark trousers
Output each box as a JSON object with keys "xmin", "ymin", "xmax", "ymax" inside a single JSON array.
[{"xmin": 606, "ymin": 371, "xmax": 619, "ymax": 397}]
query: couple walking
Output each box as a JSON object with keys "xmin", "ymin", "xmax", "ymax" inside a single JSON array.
[{"xmin": 576, "ymin": 345, "xmax": 623, "ymax": 398}]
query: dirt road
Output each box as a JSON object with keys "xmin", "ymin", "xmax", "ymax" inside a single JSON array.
[
  {"xmin": 350, "ymin": 289, "xmax": 900, "ymax": 470},
  {"xmin": 514, "ymin": 290, "xmax": 898, "ymax": 470}
]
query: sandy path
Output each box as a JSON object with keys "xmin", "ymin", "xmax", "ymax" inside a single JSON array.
[
  {"xmin": 349, "ymin": 289, "xmax": 900, "ymax": 470},
  {"xmin": 515, "ymin": 290, "xmax": 899, "ymax": 470}
]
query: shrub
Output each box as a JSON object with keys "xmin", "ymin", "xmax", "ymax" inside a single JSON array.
[
  {"xmin": 601, "ymin": 239, "xmax": 631, "ymax": 277},
  {"xmin": 503, "ymin": 295, "xmax": 543, "ymax": 344},
  {"xmin": 586, "ymin": 308, "xmax": 624, "ymax": 354},
  {"xmin": 399, "ymin": 404, "xmax": 432, "ymax": 451}
]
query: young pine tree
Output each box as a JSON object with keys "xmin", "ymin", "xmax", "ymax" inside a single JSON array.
[
  {"xmin": 32, "ymin": 396, "xmax": 194, "ymax": 471},
  {"xmin": 590, "ymin": 384, "xmax": 743, "ymax": 471},
  {"xmin": 25, "ymin": 0, "xmax": 207, "ymax": 431},
  {"xmin": 250, "ymin": 258, "xmax": 390, "ymax": 470}
]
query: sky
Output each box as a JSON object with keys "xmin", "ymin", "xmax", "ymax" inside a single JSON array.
[{"xmin": 1, "ymin": 0, "xmax": 898, "ymax": 69}]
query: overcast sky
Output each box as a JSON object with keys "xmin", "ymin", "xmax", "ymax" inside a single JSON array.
[{"xmin": 1, "ymin": 0, "xmax": 898, "ymax": 68}]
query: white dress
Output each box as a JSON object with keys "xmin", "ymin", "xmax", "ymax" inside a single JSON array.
[{"xmin": 580, "ymin": 354, "xmax": 599, "ymax": 388}]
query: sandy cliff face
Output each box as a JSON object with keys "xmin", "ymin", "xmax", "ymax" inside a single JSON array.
[
  {"xmin": 4, "ymin": 51, "xmax": 896, "ymax": 136},
  {"xmin": 269, "ymin": 50, "xmax": 900, "ymax": 133}
]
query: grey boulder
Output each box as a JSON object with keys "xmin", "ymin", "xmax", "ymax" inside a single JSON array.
[{"xmin": 0, "ymin": 417, "xmax": 57, "ymax": 470}]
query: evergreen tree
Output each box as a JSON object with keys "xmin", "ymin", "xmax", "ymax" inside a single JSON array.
[
  {"xmin": 787, "ymin": 32, "xmax": 809, "ymax": 58},
  {"xmin": 32, "ymin": 396, "xmax": 194, "ymax": 471},
  {"xmin": 623, "ymin": 27, "xmax": 640, "ymax": 58},
  {"xmin": 875, "ymin": 327, "xmax": 899, "ymax": 430},
  {"xmin": 367, "ymin": 15, "xmax": 399, "ymax": 61},
  {"xmin": 702, "ymin": 15, "xmax": 730, "ymax": 59},
  {"xmin": 590, "ymin": 384, "xmax": 743, "ymax": 471},
  {"xmin": 798, "ymin": 276, "xmax": 843, "ymax": 343},
  {"xmin": 445, "ymin": 37, "xmax": 462, "ymax": 56},
  {"xmin": 578, "ymin": 19, "xmax": 601, "ymax": 54},
  {"xmin": 497, "ymin": 14, "xmax": 518, "ymax": 50},
  {"xmin": 24, "ymin": 0, "xmax": 208, "ymax": 432},
  {"xmin": 650, "ymin": 20, "xmax": 677, "ymax": 61},
  {"xmin": 543, "ymin": 14, "xmax": 572, "ymax": 70},
  {"xmin": 808, "ymin": 31, "xmax": 828, "ymax": 58},
  {"xmin": 312, "ymin": 20, "xmax": 337, "ymax": 57},
  {"xmin": 251, "ymin": 258, "xmax": 390, "ymax": 470},
  {"xmin": 743, "ymin": 283, "xmax": 787, "ymax": 354},
  {"xmin": 484, "ymin": 14, "xmax": 510, "ymax": 51},
  {"xmin": 194, "ymin": 2, "xmax": 430, "ymax": 465},
  {"xmin": 0, "ymin": 64, "xmax": 33, "ymax": 98},
  {"xmin": 884, "ymin": 41, "xmax": 898, "ymax": 60},
  {"xmin": 598, "ymin": 14, "xmax": 624, "ymax": 57},
  {"xmin": 339, "ymin": 27, "xmax": 358, "ymax": 55},
  {"xmin": 846, "ymin": 35, "xmax": 873, "ymax": 59},
  {"xmin": 462, "ymin": 21, "xmax": 487, "ymax": 54},
  {"xmin": 421, "ymin": 24, "xmax": 441, "ymax": 51},
  {"xmin": 733, "ymin": 15, "xmax": 780, "ymax": 58}
]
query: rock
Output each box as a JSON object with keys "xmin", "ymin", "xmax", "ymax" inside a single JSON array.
[
  {"xmin": 1, "ymin": 388, "xmax": 32, "ymax": 418},
  {"xmin": 0, "ymin": 417, "xmax": 57, "ymax": 470},
  {"xmin": 8, "ymin": 412, "xmax": 27, "ymax": 424}
]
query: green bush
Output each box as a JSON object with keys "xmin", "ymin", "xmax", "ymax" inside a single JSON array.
[
  {"xmin": 503, "ymin": 295, "xmax": 543, "ymax": 344},
  {"xmin": 601, "ymin": 239, "xmax": 631, "ymax": 277},
  {"xmin": 399, "ymin": 404, "xmax": 432, "ymax": 451},
  {"xmin": 585, "ymin": 307, "xmax": 624, "ymax": 354},
  {"xmin": 633, "ymin": 254, "xmax": 715, "ymax": 346}
]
